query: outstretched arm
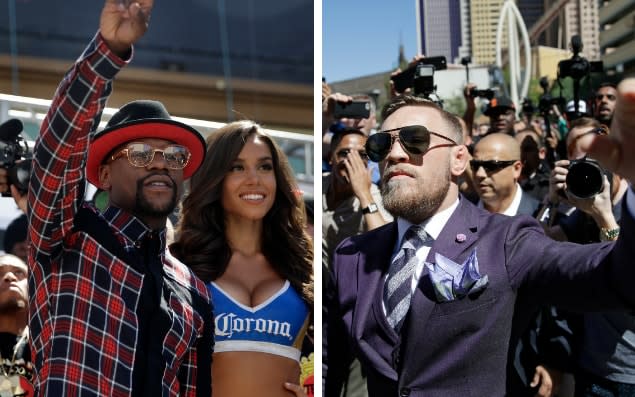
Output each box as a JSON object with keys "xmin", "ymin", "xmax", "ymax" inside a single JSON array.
[{"xmin": 28, "ymin": 0, "xmax": 154, "ymax": 260}]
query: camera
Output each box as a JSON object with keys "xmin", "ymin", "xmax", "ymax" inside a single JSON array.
[
  {"xmin": 472, "ymin": 88, "xmax": 495, "ymax": 100},
  {"xmin": 564, "ymin": 157, "xmax": 606, "ymax": 199},
  {"xmin": 0, "ymin": 119, "xmax": 32, "ymax": 197},
  {"xmin": 538, "ymin": 77, "xmax": 564, "ymax": 114},
  {"xmin": 558, "ymin": 36, "xmax": 603, "ymax": 81},
  {"xmin": 391, "ymin": 56, "xmax": 447, "ymax": 101},
  {"xmin": 333, "ymin": 100, "xmax": 371, "ymax": 119}
]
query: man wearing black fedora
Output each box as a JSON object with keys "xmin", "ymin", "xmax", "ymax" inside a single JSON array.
[{"xmin": 26, "ymin": 1, "xmax": 213, "ymax": 396}]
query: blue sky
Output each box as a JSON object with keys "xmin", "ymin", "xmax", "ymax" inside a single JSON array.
[{"xmin": 322, "ymin": 0, "xmax": 419, "ymax": 83}]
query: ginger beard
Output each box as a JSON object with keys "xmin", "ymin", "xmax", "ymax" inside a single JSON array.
[{"xmin": 380, "ymin": 155, "xmax": 451, "ymax": 225}]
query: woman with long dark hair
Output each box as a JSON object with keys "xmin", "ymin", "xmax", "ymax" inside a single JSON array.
[{"xmin": 171, "ymin": 121, "xmax": 313, "ymax": 397}]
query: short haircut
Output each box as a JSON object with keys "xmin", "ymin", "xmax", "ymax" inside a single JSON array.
[
  {"xmin": 381, "ymin": 95, "xmax": 464, "ymax": 144},
  {"xmin": 569, "ymin": 117, "xmax": 601, "ymax": 131},
  {"xmin": 330, "ymin": 127, "xmax": 366, "ymax": 153},
  {"xmin": 597, "ymin": 82, "xmax": 617, "ymax": 91}
]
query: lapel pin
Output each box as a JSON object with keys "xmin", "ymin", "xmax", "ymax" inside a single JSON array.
[{"xmin": 456, "ymin": 233, "xmax": 466, "ymax": 243}]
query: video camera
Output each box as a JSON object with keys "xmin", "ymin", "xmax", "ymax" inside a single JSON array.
[
  {"xmin": 558, "ymin": 36, "xmax": 603, "ymax": 81},
  {"xmin": 391, "ymin": 56, "xmax": 447, "ymax": 103},
  {"xmin": 460, "ymin": 56, "xmax": 496, "ymax": 100},
  {"xmin": 557, "ymin": 35, "xmax": 603, "ymax": 119},
  {"xmin": 537, "ymin": 77, "xmax": 565, "ymax": 114},
  {"xmin": 0, "ymin": 119, "xmax": 32, "ymax": 197}
]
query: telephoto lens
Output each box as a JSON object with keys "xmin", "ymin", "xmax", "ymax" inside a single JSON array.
[{"xmin": 566, "ymin": 158, "xmax": 604, "ymax": 199}]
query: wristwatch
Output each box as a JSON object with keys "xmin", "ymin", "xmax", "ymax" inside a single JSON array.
[
  {"xmin": 599, "ymin": 226, "xmax": 620, "ymax": 242},
  {"xmin": 362, "ymin": 203, "xmax": 379, "ymax": 214}
]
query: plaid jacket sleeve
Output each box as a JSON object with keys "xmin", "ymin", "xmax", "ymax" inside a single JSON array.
[{"xmin": 28, "ymin": 32, "xmax": 129, "ymax": 261}]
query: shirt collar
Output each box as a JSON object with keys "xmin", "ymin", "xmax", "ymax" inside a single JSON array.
[
  {"xmin": 395, "ymin": 198, "xmax": 460, "ymax": 247},
  {"xmin": 477, "ymin": 183, "xmax": 523, "ymax": 216},
  {"xmin": 101, "ymin": 205, "xmax": 167, "ymax": 249}
]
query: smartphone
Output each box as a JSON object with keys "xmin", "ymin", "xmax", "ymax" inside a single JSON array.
[
  {"xmin": 333, "ymin": 100, "xmax": 371, "ymax": 119},
  {"xmin": 391, "ymin": 56, "xmax": 448, "ymax": 94}
]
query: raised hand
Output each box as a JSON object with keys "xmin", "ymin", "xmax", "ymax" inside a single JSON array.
[
  {"xmin": 586, "ymin": 78, "xmax": 635, "ymax": 185},
  {"xmin": 100, "ymin": 0, "xmax": 154, "ymax": 56}
]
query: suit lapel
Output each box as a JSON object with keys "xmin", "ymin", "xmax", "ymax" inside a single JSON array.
[{"xmin": 353, "ymin": 223, "xmax": 401, "ymax": 372}]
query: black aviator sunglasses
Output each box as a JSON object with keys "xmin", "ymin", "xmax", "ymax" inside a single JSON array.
[
  {"xmin": 365, "ymin": 125, "xmax": 457, "ymax": 162},
  {"xmin": 469, "ymin": 159, "xmax": 518, "ymax": 173}
]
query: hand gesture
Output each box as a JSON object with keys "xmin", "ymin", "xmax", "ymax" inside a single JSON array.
[
  {"xmin": 322, "ymin": 92, "xmax": 352, "ymax": 134},
  {"xmin": 586, "ymin": 78, "xmax": 635, "ymax": 185},
  {"xmin": 343, "ymin": 150, "xmax": 372, "ymax": 202},
  {"xmin": 530, "ymin": 365, "xmax": 555, "ymax": 397},
  {"xmin": 547, "ymin": 160, "xmax": 569, "ymax": 204},
  {"xmin": 100, "ymin": 0, "xmax": 154, "ymax": 56}
]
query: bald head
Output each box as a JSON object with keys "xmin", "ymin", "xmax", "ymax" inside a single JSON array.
[
  {"xmin": 474, "ymin": 133, "xmax": 520, "ymax": 160},
  {"xmin": 472, "ymin": 133, "xmax": 523, "ymax": 213}
]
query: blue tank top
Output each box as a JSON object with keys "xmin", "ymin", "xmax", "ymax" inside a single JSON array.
[{"xmin": 209, "ymin": 280, "xmax": 310, "ymax": 361}]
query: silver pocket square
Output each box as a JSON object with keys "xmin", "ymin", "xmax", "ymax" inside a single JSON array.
[{"xmin": 425, "ymin": 248, "xmax": 489, "ymax": 302}]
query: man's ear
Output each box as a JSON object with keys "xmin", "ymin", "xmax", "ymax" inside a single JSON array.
[
  {"xmin": 98, "ymin": 164, "xmax": 112, "ymax": 190},
  {"xmin": 538, "ymin": 147, "xmax": 546, "ymax": 160},
  {"xmin": 513, "ymin": 160, "xmax": 523, "ymax": 180},
  {"xmin": 450, "ymin": 145, "xmax": 468, "ymax": 177}
]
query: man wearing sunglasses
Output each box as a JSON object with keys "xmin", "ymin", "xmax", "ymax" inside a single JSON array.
[
  {"xmin": 470, "ymin": 133, "xmax": 540, "ymax": 217},
  {"xmin": 324, "ymin": 83, "xmax": 635, "ymax": 396},
  {"xmin": 25, "ymin": 1, "xmax": 213, "ymax": 396}
]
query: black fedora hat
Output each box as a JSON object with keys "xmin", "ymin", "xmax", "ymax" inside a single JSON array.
[{"xmin": 86, "ymin": 100, "xmax": 206, "ymax": 186}]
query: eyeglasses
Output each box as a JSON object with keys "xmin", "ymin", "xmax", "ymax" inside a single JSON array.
[
  {"xmin": 365, "ymin": 125, "xmax": 457, "ymax": 162},
  {"xmin": 110, "ymin": 143, "xmax": 191, "ymax": 169},
  {"xmin": 336, "ymin": 148, "xmax": 369, "ymax": 162},
  {"xmin": 469, "ymin": 159, "xmax": 518, "ymax": 173}
]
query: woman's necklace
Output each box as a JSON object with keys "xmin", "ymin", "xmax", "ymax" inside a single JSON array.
[{"xmin": 0, "ymin": 328, "xmax": 33, "ymax": 397}]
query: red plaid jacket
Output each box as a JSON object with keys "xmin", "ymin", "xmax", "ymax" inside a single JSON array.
[{"xmin": 27, "ymin": 33, "xmax": 213, "ymax": 396}]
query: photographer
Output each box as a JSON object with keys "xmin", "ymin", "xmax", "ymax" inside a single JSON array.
[
  {"xmin": 464, "ymin": 85, "xmax": 516, "ymax": 137},
  {"xmin": 543, "ymin": 117, "xmax": 624, "ymax": 241},
  {"xmin": 536, "ymin": 116, "xmax": 633, "ymax": 395},
  {"xmin": 322, "ymin": 92, "xmax": 378, "ymax": 175},
  {"xmin": 322, "ymin": 127, "xmax": 391, "ymax": 397}
]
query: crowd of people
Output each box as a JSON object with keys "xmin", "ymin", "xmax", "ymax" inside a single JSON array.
[
  {"xmin": 2, "ymin": 1, "xmax": 635, "ymax": 396},
  {"xmin": 0, "ymin": 0, "xmax": 314, "ymax": 396},
  {"xmin": 322, "ymin": 57, "xmax": 635, "ymax": 396}
]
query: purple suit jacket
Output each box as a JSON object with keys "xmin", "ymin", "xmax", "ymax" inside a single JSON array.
[{"xmin": 324, "ymin": 196, "xmax": 635, "ymax": 397}]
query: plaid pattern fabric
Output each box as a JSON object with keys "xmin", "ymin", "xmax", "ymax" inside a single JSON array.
[{"xmin": 27, "ymin": 33, "xmax": 212, "ymax": 396}]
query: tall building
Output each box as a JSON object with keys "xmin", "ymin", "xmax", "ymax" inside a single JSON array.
[
  {"xmin": 598, "ymin": 0, "xmax": 635, "ymax": 73},
  {"xmin": 540, "ymin": 0, "xmax": 600, "ymax": 60},
  {"xmin": 416, "ymin": 0, "xmax": 468, "ymax": 64},
  {"xmin": 470, "ymin": 0, "xmax": 508, "ymax": 65}
]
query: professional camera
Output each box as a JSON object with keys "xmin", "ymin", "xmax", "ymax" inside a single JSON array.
[
  {"xmin": 565, "ymin": 157, "xmax": 606, "ymax": 199},
  {"xmin": 391, "ymin": 56, "xmax": 447, "ymax": 103},
  {"xmin": 537, "ymin": 77, "xmax": 564, "ymax": 114},
  {"xmin": 472, "ymin": 88, "xmax": 495, "ymax": 100},
  {"xmin": 558, "ymin": 36, "xmax": 603, "ymax": 81},
  {"xmin": 0, "ymin": 119, "xmax": 32, "ymax": 197}
]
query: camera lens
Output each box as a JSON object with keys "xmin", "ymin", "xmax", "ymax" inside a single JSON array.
[{"xmin": 566, "ymin": 159, "xmax": 604, "ymax": 199}]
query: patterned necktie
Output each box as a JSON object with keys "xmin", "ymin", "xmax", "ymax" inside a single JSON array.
[{"xmin": 384, "ymin": 225, "xmax": 429, "ymax": 332}]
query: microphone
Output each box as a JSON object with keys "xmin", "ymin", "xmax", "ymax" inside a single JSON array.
[{"xmin": 0, "ymin": 119, "xmax": 23, "ymax": 141}]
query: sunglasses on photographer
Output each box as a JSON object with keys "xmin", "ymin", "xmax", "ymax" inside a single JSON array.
[
  {"xmin": 365, "ymin": 125, "xmax": 457, "ymax": 162},
  {"xmin": 469, "ymin": 159, "xmax": 518, "ymax": 173},
  {"xmin": 110, "ymin": 142, "xmax": 191, "ymax": 169}
]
